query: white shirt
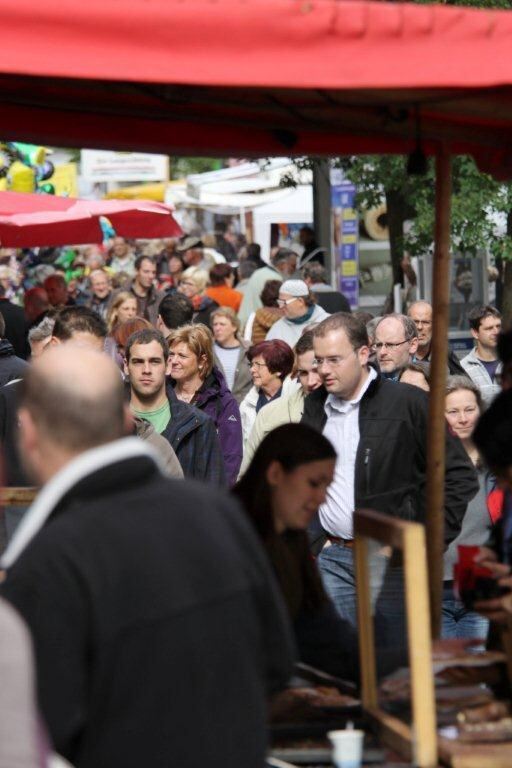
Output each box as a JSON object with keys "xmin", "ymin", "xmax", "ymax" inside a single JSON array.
[{"xmin": 319, "ymin": 367, "xmax": 377, "ymax": 539}]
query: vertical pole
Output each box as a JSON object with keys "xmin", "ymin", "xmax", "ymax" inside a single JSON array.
[
  {"xmin": 312, "ymin": 158, "xmax": 332, "ymax": 279},
  {"xmin": 427, "ymin": 149, "xmax": 452, "ymax": 639}
]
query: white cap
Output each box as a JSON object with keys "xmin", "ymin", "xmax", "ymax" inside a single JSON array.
[{"xmin": 280, "ymin": 279, "xmax": 309, "ymax": 297}]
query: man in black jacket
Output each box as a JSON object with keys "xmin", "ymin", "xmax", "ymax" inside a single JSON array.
[
  {"xmin": 0, "ymin": 344, "xmax": 294, "ymax": 768},
  {"xmin": 302, "ymin": 313, "xmax": 478, "ymax": 643}
]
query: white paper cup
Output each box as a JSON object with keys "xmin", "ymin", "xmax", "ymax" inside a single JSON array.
[{"xmin": 328, "ymin": 729, "xmax": 364, "ymax": 768}]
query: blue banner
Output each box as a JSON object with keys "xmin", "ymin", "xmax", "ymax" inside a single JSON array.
[{"xmin": 331, "ymin": 182, "xmax": 359, "ymax": 309}]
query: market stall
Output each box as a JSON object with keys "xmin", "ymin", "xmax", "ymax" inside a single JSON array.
[{"xmin": 1, "ymin": 0, "xmax": 512, "ymax": 762}]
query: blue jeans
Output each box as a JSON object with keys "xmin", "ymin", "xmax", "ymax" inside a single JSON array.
[
  {"xmin": 318, "ymin": 543, "xmax": 407, "ymax": 651},
  {"xmin": 441, "ymin": 582, "xmax": 489, "ymax": 640}
]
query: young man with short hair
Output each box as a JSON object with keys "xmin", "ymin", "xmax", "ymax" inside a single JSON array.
[
  {"xmin": 461, "ymin": 305, "xmax": 502, "ymax": 407},
  {"xmin": 128, "ymin": 256, "xmax": 164, "ymax": 326},
  {"xmin": 125, "ymin": 328, "xmax": 226, "ymax": 484}
]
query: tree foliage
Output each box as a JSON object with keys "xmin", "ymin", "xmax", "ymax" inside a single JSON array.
[
  {"xmin": 169, "ymin": 157, "xmax": 223, "ymax": 179},
  {"xmin": 339, "ymin": 155, "xmax": 512, "ymax": 262}
]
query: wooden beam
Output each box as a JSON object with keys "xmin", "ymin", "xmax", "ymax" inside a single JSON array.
[{"xmin": 426, "ymin": 149, "xmax": 452, "ymax": 639}]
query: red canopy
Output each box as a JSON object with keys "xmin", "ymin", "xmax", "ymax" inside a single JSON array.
[
  {"xmin": 0, "ymin": 0, "xmax": 511, "ymax": 175},
  {"xmin": 0, "ymin": 191, "xmax": 182, "ymax": 247}
]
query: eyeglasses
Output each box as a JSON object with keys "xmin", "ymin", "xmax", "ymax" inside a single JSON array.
[
  {"xmin": 277, "ymin": 297, "xmax": 300, "ymax": 307},
  {"xmin": 372, "ymin": 340, "xmax": 411, "ymax": 351},
  {"xmin": 250, "ymin": 361, "xmax": 268, "ymax": 369},
  {"xmin": 313, "ymin": 351, "xmax": 356, "ymax": 368}
]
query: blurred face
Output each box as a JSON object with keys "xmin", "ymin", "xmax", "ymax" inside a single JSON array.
[
  {"xmin": 183, "ymin": 248, "xmax": 202, "ymax": 267},
  {"xmin": 117, "ymin": 297, "xmax": 137, "ymax": 323},
  {"xmin": 169, "ymin": 341, "xmax": 203, "ymax": 382},
  {"xmin": 278, "ymin": 292, "xmax": 307, "ymax": 319},
  {"xmin": 178, "ymin": 278, "xmax": 200, "ymax": 299},
  {"xmin": 296, "ymin": 350, "xmax": 322, "ymax": 395},
  {"xmin": 408, "ymin": 303, "xmax": 432, "ymax": 352},
  {"xmin": 281, "ymin": 256, "xmax": 297, "ymax": 277},
  {"xmin": 212, "ymin": 315, "xmax": 238, "ymax": 346},
  {"xmin": 445, "ymin": 389, "xmax": 480, "ymax": 441},
  {"xmin": 125, "ymin": 340, "xmax": 167, "ymax": 399},
  {"xmin": 314, "ymin": 329, "xmax": 369, "ymax": 400},
  {"xmin": 168, "ymin": 255, "xmax": 183, "ymax": 275},
  {"xmin": 399, "ymin": 369, "xmax": 429, "ymax": 392},
  {"xmin": 473, "ymin": 314, "xmax": 501, "ymax": 353},
  {"xmin": 90, "ymin": 272, "xmax": 111, "ymax": 299},
  {"xmin": 268, "ymin": 458, "xmax": 336, "ymax": 533},
  {"xmin": 374, "ymin": 318, "xmax": 418, "ymax": 374},
  {"xmin": 136, "ymin": 259, "xmax": 157, "ymax": 290},
  {"xmin": 249, "ymin": 355, "xmax": 280, "ymax": 393},
  {"xmin": 45, "ymin": 278, "xmax": 68, "ymax": 306},
  {"xmin": 113, "ymin": 237, "xmax": 128, "ymax": 258}
]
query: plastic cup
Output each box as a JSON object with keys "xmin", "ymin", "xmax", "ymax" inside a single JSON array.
[{"xmin": 328, "ymin": 729, "xmax": 364, "ymax": 768}]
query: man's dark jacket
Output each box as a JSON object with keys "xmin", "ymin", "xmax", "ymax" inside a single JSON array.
[
  {"xmin": 0, "ymin": 298, "xmax": 29, "ymax": 358},
  {"xmin": 418, "ymin": 345, "xmax": 465, "ymax": 376},
  {"xmin": 302, "ymin": 375, "xmax": 478, "ymax": 546},
  {"xmin": 0, "ymin": 452, "xmax": 295, "ymax": 768},
  {"xmin": 0, "ymin": 379, "xmax": 29, "ymax": 486},
  {"xmin": 0, "ymin": 339, "xmax": 28, "ymax": 387},
  {"xmin": 162, "ymin": 385, "xmax": 227, "ymax": 485}
]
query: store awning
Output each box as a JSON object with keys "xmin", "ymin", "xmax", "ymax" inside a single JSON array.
[{"xmin": 0, "ymin": 0, "xmax": 511, "ymax": 176}]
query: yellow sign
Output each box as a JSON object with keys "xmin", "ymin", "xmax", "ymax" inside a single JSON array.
[
  {"xmin": 342, "ymin": 234, "xmax": 357, "ymax": 245},
  {"xmin": 52, "ymin": 163, "xmax": 78, "ymax": 197},
  {"xmin": 342, "ymin": 261, "xmax": 357, "ymax": 277},
  {"xmin": 342, "ymin": 208, "xmax": 356, "ymax": 220}
]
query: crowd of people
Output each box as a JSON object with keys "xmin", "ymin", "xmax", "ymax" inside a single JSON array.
[{"xmin": 0, "ymin": 231, "xmax": 511, "ymax": 767}]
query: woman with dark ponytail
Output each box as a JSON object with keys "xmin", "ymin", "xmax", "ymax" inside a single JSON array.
[{"xmin": 233, "ymin": 423, "xmax": 359, "ymax": 680}]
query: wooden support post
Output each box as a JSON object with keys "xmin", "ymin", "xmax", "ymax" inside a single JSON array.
[
  {"xmin": 354, "ymin": 537, "xmax": 377, "ymax": 709},
  {"xmin": 426, "ymin": 149, "xmax": 452, "ymax": 639}
]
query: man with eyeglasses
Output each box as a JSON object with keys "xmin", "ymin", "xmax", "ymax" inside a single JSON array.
[
  {"xmin": 301, "ymin": 313, "xmax": 478, "ymax": 645},
  {"xmin": 407, "ymin": 300, "xmax": 465, "ymax": 375},
  {"xmin": 373, "ymin": 314, "xmax": 418, "ymax": 381},
  {"xmin": 266, "ymin": 279, "xmax": 329, "ymax": 347}
]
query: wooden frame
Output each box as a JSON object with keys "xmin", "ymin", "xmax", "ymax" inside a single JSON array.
[{"xmin": 354, "ymin": 509, "xmax": 437, "ymax": 767}]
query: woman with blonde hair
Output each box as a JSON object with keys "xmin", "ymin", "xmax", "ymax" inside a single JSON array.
[
  {"xmin": 211, "ymin": 306, "xmax": 252, "ymax": 404},
  {"xmin": 106, "ymin": 291, "xmax": 137, "ymax": 333},
  {"xmin": 442, "ymin": 375, "xmax": 496, "ymax": 639},
  {"xmin": 167, "ymin": 323, "xmax": 242, "ymax": 484},
  {"xmin": 177, "ymin": 266, "xmax": 218, "ymax": 326}
]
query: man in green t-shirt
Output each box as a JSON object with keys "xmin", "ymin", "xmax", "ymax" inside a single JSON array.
[{"xmin": 125, "ymin": 328, "xmax": 225, "ymax": 484}]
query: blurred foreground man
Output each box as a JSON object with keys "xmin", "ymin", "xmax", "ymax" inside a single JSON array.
[{"xmin": 0, "ymin": 346, "xmax": 294, "ymax": 768}]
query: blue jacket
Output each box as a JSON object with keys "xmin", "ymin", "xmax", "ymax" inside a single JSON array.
[{"xmin": 162, "ymin": 388, "xmax": 226, "ymax": 485}]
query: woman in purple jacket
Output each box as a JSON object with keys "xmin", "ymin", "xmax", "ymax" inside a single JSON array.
[{"xmin": 167, "ymin": 323, "xmax": 243, "ymax": 485}]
